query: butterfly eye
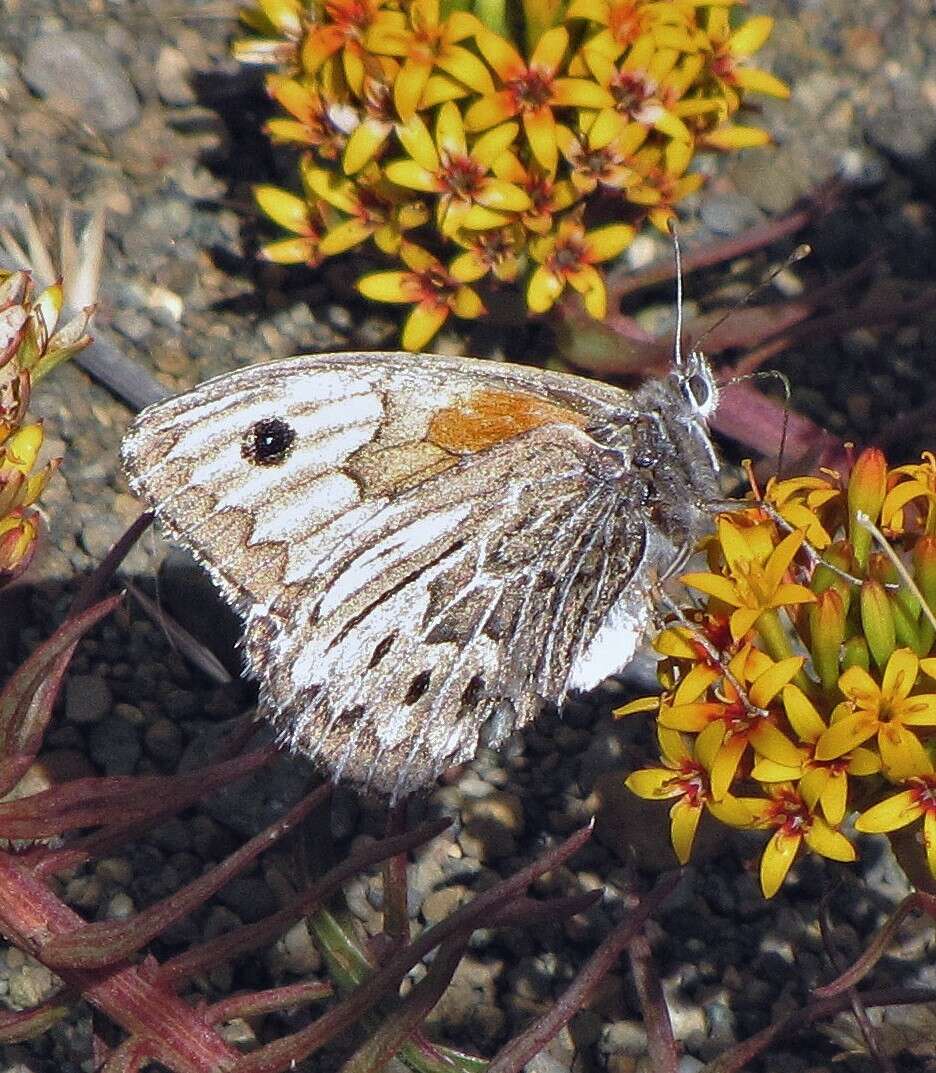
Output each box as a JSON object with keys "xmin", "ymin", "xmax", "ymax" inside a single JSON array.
[
  {"xmin": 683, "ymin": 374, "xmax": 711, "ymax": 410},
  {"xmin": 242, "ymin": 417, "xmax": 296, "ymax": 466}
]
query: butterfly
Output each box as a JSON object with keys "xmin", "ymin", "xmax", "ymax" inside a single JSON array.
[{"xmin": 121, "ymin": 346, "xmax": 720, "ymax": 799}]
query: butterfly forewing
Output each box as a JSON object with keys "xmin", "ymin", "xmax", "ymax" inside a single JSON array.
[{"xmin": 122, "ymin": 350, "xmax": 718, "ymax": 797}]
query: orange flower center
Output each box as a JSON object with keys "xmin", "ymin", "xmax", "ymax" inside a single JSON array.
[
  {"xmin": 507, "ymin": 68, "xmax": 554, "ymax": 112},
  {"xmin": 711, "ymin": 51, "xmax": 738, "ymax": 83},
  {"xmin": 767, "ymin": 788, "xmax": 811, "ymax": 835},
  {"xmin": 909, "ymin": 777, "xmax": 936, "ymax": 813},
  {"xmin": 611, "ymin": 69, "xmax": 656, "ymax": 116},
  {"xmin": 673, "ymin": 762, "xmax": 708, "ymax": 807},
  {"xmin": 411, "ymin": 265, "xmax": 457, "ymax": 307},
  {"xmin": 439, "ymin": 152, "xmax": 486, "ymax": 200},
  {"xmin": 548, "ymin": 235, "xmax": 587, "ymax": 274}
]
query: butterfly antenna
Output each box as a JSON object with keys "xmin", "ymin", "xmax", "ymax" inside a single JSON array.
[
  {"xmin": 720, "ymin": 367, "xmax": 792, "ymax": 478},
  {"xmin": 668, "ymin": 219, "xmax": 687, "ymax": 371},
  {"xmin": 691, "ymin": 244, "xmax": 811, "ymax": 358}
]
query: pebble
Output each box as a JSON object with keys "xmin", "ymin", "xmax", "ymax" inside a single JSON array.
[
  {"xmin": 64, "ymin": 674, "xmax": 112, "ymax": 725},
  {"xmin": 88, "ymin": 714, "xmax": 142, "ymax": 775},
  {"xmin": 22, "ymin": 31, "xmax": 140, "ymax": 132},
  {"xmin": 155, "ymin": 46, "xmax": 196, "ymax": 106}
]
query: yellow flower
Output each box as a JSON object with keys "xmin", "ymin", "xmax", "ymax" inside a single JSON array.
[
  {"xmin": 704, "ymin": 11, "xmax": 790, "ymax": 109},
  {"xmin": 491, "ymin": 151, "xmax": 580, "ymax": 234},
  {"xmin": 384, "ymin": 102, "xmax": 529, "ymax": 237},
  {"xmin": 763, "ymin": 472, "xmax": 841, "ymax": 550},
  {"xmin": 0, "ymin": 423, "xmax": 58, "ymax": 518},
  {"xmin": 580, "ymin": 34, "xmax": 693, "ymax": 143},
  {"xmin": 304, "ymin": 162, "xmax": 429, "ymax": 255},
  {"xmin": 527, "ymin": 211, "xmax": 634, "ymax": 318},
  {"xmin": 264, "ymin": 74, "xmax": 358, "ymax": 159},
  {"xmin": 300, "ymin": 0, "xmax": 398, "ymax": 96},
  {"xmin": 882, "ymin": 452, "xmax": 936, "ymax": 536},
  {"xmin": 682, "ymin": 519, "xmax": 816, "ymax": 642},
  {"xmin": 640, "ymin": 136, "xmax": 705, "ymax": 232},
  {"xmin": 365, "ymin": 0, "xmax": 491, "ymax": 121},
  {"xmin": 555, "ymin": 112, "xmax": 642, "ymax": 196},
  {"xmin": 357, "ymin": 242, "xmax": 484, "ymax": 350},
  {"xmin": 0, "ymin": 510, "xmax": 39, "ymax": 580},
  {"xmin": 234, "ymin": 0, "xmax": 306, "ymax": 67},
  {"xmin": 816, "ymin": 648, "xmax": 936, "ymax": 780},
  {"xmin": 855, "ymin": 763, "xmax": 936, "ymax": 880},
  {"xmin": 449, "ymin": 226, "xmax": 523, "ymax": 284},
  {"xmin": 751, "ymin": 684, "xmax": 880, "ymax": 826},
  {"xmin": 746, "ymin": 783, "xmax": 856, "ymax": 898},
  {"xmin": 254, "ymin": 184, "xmax": 326, "ymax": 265},
  {"xmin": 626, "ymin": 727, "xmax": 752, "ymax": 864},
  {"xmin": 464, "ymin": 26, "xmax": 613, "ymax": 173},
  {"xmin": 567, "ymin": 0, "xmax": 699, "ymax": 62},
  {"xmin": 660, "ymin": 645, "xmax": 803, "ymax": 800}
]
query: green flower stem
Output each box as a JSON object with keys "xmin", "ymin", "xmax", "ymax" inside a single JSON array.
[{"xmin": 756, "ymin": 608, "xmax": 813, "ymax": 694}]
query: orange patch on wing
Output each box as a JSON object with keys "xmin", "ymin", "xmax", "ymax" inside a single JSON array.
[{"xmin": 428, "ymin": 389, "xmax": 588, "ymax": 454}]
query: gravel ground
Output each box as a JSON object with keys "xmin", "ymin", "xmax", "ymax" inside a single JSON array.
[{"xmin": 1, "ymin": 0, "xmax": 936, "ymax": 1071}]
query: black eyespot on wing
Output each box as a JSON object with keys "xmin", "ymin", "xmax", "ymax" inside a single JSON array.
[
  {"xmin": 242, "ymin": 417, "xmax": 296, "ymax": 466},
  {"xmin": 404, "ymin": 670, "xmax": 432, "ymax": 705}
]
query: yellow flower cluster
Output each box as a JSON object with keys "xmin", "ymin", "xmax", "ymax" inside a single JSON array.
[
  {"xmin": 619, "ymin": 448, "xmax": 936, "ymax": 898},
  {"xmin": 235, "ymin": 0, "xmax": 788, "ymax": 349},
  {"xmin": 0, "ymin": 271, "xmax": 92, "ymax": 582}
]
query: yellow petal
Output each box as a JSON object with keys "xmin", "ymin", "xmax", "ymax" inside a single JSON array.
[
  {"xmin": 818, "ymin": 769, "xmax": 848, "ymax": 827},
  {"xmin": 394, "ymin": 57, "xmax": 433, "ymax": 121},
  {"xmin": 804, "ymin": 818, "xmax": 856, "ymax": 862},
  {"xmin": 626, "ymin": 767, "xmax": 682, "ymax": 800},
  {"xmin": 523, "ymin": 107, "xmax": 559, "ymax": 173},
  {"xmin": 878, "ymin": 725, "xmax": 930, "ymax": 780},
  {"xmin": 435, "ymin": 100, "xmax": 467, "ymax": 157},
  {"xmin": 397, "ymin": 113, "xmax": 440, "ymax": 171},
  {"xmin": 882, "ymin": 647, "xmax": 918, "ymax": 702},
  {"xmin": 680, "ymin": 571, "xmax": 742, "ymax": 607},
  {"xmin": 475, "ymin": 28, "xmax": 524, "ymax": 80},
  {"xmin": 749, "ymin": 723, "xmax": 803, "ymax": 768},
  {"xmin": 735, "ymin": 67, "xmax": 790, "ymax": 99},
  {"xmin": 357, "ymin": 270, "xmax": 417, "ymax": 302},
  {"xmin": 471, "ymin": 121, "xmax": 520, "ymax": 167},
  {"xmin": 702, "ymin": 125, "xmax": 772, "ymax": 151},
  {"xmin": 254, "ymin": 185, "xmax": 310, "ymax": 233},
  {"xmin": 476, "ymin": 178, "xmax": 530, "ymax": 212},
  {"xmin": 728, "ymin": 15, "xmax": 774, "ymax": 57},
  {"xmin": 613, "ymin": 695, "xmax": 661, "ymax": 718},
  {"xmin": 319, "ymin": 218, "xmax": 373, "ymax": 256},
  {"xmin": 584, "ymin": 223, "xmax": 635, "ymax": 262},
  {"xmin": 527, "ymin": 265, "xmax": 564, "ymax": 313},
  {"xmin": 749, "ymin": 656, "xmax": 804, "ymax": 708},
  {"xmin": 781, "ymin": 684, "xmax": 826, "ymax": 743},
  {"xmin": 854, "ymin": 789, "xmax": 920, "ymax": 833},
  {"xmin": 551, "ymin": 78, "xmax": 614, "ymax": 109},
  {"xmin": 709, "ymin": 734, "xmax": 746, "ymax": 800},
  {"xmin": 260, "ymin": 237, "xmax": 318, "ymax": 263},
  {"xmin": 384, "ymin": 159, "xmax": 439, "ymax": 192},
  {"xmin": 670, "ymin": 798, "xmax": 702, "ymax": 864},
  {"xmin": 760, "ymin": 829, "xmax": 799, "ymax": 898},
  {"xmin": 451, "ymin": 285, "xmax": 485, "ymax": 319},
  {"xmin": 435, "ymin": 45, "xmax": 495, "ymax": 95},
  {"xmin": 814, "ymin": 712, "xmax": 877, "ymax": 761},
  {"xmin": 464, "ymin": 90, "xmax": 519, "ymax": 132},
  {"xmin": 343, "ymin": 119, "xmax": 392, "ymax": 174},
  {"xmin": 531, "ymin": 26, "xmax": 569, "ymax": 75},
  {"xmin": 449, "ymin": 250, "xmax": 488, "ymax": 283},
  {"xmin": 402, "ymin": 302, "xmax": 448, "ymax": 350}
]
